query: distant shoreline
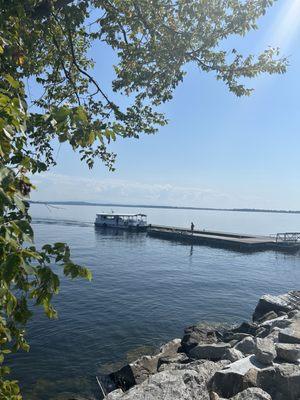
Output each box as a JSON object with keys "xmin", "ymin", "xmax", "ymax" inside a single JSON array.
[{"xmin": 29, "ymin": 200, "xmax": 300, "ymax": 215}]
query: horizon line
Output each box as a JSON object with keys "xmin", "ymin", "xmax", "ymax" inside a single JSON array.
[{"xmin": 29, "ymin": 200, "xmax": 300, "ymax": 215}]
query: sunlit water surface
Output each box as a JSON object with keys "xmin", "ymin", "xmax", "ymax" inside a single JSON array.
[{"xmin": 10, "ymin": 204, "xmax": 300, "ymax": 399}]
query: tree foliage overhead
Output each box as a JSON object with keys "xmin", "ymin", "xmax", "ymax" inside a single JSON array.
[{"xmin": 0, "ymin": 0, "xmax": 287, "ymax": 398}]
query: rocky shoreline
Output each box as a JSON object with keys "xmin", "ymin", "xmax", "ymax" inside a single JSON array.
[{"xmin": 103, "ymin": 291, "xmax": 300, "ymax": 400}]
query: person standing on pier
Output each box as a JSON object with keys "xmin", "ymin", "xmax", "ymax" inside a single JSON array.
[{"xmin": 191, "ymin": 222, "xmax": 195, "ymax": 233}]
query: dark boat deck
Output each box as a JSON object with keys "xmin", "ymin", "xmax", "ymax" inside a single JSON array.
[{"xmin": 147, "ymin": 225, "xmax": 300, "ymax": 253}]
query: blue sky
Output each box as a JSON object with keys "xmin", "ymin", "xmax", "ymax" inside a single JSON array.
[{"xmin": 32, "ymin": 0, "xmax": 300, "ymax": 209}]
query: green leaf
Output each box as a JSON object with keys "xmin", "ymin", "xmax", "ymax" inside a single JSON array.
[
  {"xmin": 2, "ymin": 254, "xmax": 21, "ymax": 284},
  {"xmin": 13, "ymin": 194, "xmax": 25, "ymax": 212},
  {"xmin": 15, "ymin": 220, "xmax": 34, "ymax": 242},
  {"xmin": 0, "ymin": 188, "xmax": 12, "ymax": 205},
  {"xmin": 0, "ymin": 167, "xmax": 11, "ymax": 182},
  {"xmin": 53, "ymin": 106, "xmax": 70, "ymax": 122},
  {"xmin": 4, "ymin": 74, "xmax": 20, "ymax": 89}
]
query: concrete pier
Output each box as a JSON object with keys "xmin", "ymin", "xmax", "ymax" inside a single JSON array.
[{"xmin": 147, "ymin": 225, "xmax": 300, "ymax": 253}]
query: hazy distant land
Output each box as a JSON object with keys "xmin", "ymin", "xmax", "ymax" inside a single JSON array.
[{"xmin": 30, "ymin": 201, "xmax": 300, "ymax": 215}]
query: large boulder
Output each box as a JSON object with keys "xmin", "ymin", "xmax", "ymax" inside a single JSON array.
[
  {"xmin": 263, "ymin": 327, "xmax": 280, "ymax": 344},
  {"xmin": 109, "ymin": 339, "xmax": 181, "ymax": 390},
  {"xmin": 223, "ymin": 332, "xmax": 254, "ymax": 343},
  {"xmin": 234, "ymin": 337, "xmax": 256, "ymax": 355},
  {"xmin": 231, "ymin": 322, "xmax": 258, "ymax": 336},
  {"xmin": 210, "ymin": 355, "xmax": 265, "ymax": 398},
  {"xmin": 289, "ymin": 310, "xmax": 300, "ymax": 320},
  {"xmin": 229, "ymin": 387, "xmax": 272, "ymax": 399},
  {"xmin": 276, "ymin": 343, "xmax": 300, "ymax": 363},
  {"xmin": 105, "ymin": 360, "xmax": 225, "ymax": 400},
  {"xmin": 159, "ymin": 339, "xmax": 182, "ymax": 355},
  {"xmin": 256, "ymin": 311, "xmax": 278, "ymax": 324},
  {"xmin": 278, "ymin": 319, "xmax": 300, "ymax": 344},
  {"xmin": 157, "ymin": 353, "xmax": 189, "ymax": 372},
  {"xmin": 254, "ymin": 338, "xmax": 276, "ymax": 366},
  {"xmin": 223, "ymin": 348, "xmax": 244, "ymax": 362},
  {"xmin": 260, "ymin": 315, "xmax": 292, "ymax": 331},
  {"xmin": 109, "ymin": 354, "xmax": 158, "ymax": 390},
  {"xmin": 180, "ymin": 325, "xmax": 218, "ymax": 353},
  {"xmin": 253, "ymin": 291, "xmax": 300, "ymax": 322},
  {"xmin": 257, "ymin": 363, "xmax": 300, "ymax": 400},
  {"xmin": 189, "ymin": 343, "xmax": 231, "ymax": 361}
]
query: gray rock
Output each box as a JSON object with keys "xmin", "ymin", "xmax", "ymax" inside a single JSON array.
[
  {"xmin": 159, "ymin": 338, "xmax": 181, "ymax": 355},
  {"xmin": 276, "ymin": 343, "xmax": 300, "ymax": 363},
  {"xmin": 210, "ymin": 392, "xmax": 222, "ymax": 400},
  {"xmin": 229, "ymin": 387, "xmax": 271, "ymax": 400},
  {"xmin": 189, "ymin": 342, "xmax": 231, "ymax": 361},
  {"xmin": 257, "ymin": 363, "xmax": 300, "ymax": 400},
  {"xmin": 254, "ymin": 338, "xmax": 276, "ymax": 365},
  {"xmin": 157, "ymin": 353, "xmax": 189, "ymax": 372},
  {"xmin": 105, "ymin": 360, "xmax": 224, "ymax": 400},
  {"xmin": 224, "ymin": 333, "xmax": 254, "ymax": 342},
  {"xmin": 223, "ymin": 348, "xmax": 244, "ymax": 362},
  {"xmin": 264, "ymin": 327, "xmax": 280, "ymax": 343},
  {"xmin": 255, "ymin": 327, "xmax": 270, "ymax": 338},
  {"xmin": 105, "ymin": 389, "xmax": 124, "ymax": 399},
  {"xmin": 260, "ymin": 315, "xmax": 292, "ymax": 331},
  {"xmin": 253, "ymin": 291, "xmax": 300, "ymax": 322},
  {"xmin": 181, "ymin": 325, "xmax": 218, "ymax": 353},
  {"xmin": 234, "ymin": 337, "xmax": 256, "ymax": 355},
  {"xmin": 231, "ymin": 322, "xmax": 258, "ymax": 336},
  {"xmin": 278, "ymin": 319, "xmax": 300, "ymax": 344},
  {"xmin": 158, "ymin": 359, "xmax": 229, "ymax": 374},
  {"xmin": 256, "ymin": 311, "xmax": 278, "ymax": 324},
  {"xmin": 288, "ymin": 310, "xmax": 300, "ymax": 319},
  {"xmin": 278, "ymin": 311, "xmax": 287, "ymax": 317},
  {"xmin": 243, "ymin": 368, "xmax": 259, "ymax": 389},
  {"xmin": 210, "ymin": 355, "xmax": 266, "ymax": 398},
  {"xmin": 221, "ymin": 323, "xmax": 258, "ymax": 344},
  {"xmin": 109, "ymin": 338, "xmax": 181, "ymax": 390}
]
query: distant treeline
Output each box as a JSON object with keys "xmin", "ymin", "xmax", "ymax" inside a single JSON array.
[{"xmin": 29, "ymin": 201, "xmax": 300, "ymax": 215}]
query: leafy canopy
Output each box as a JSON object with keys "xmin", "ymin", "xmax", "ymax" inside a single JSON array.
[{"xmin": 0, "ymin": 0, "xmax": 287, "ymax": 398}]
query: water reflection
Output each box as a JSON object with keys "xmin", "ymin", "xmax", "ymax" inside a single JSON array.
[{"xmin": 94, "ymin": 226, "xmax": 147, "ymax": 243}]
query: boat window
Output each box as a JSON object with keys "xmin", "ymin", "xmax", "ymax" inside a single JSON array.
[{"xmin": 100, "ymin": 215, "xmax": 116, "ymax": 220}]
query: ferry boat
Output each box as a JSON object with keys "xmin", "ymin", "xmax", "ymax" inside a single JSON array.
[{"xmin": 94, "ymin": 213, "xmax": 148, "ymax": 231}]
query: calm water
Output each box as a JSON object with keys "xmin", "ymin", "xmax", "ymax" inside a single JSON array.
[{"xmin": 11, "ymin": 204, "xmax": 300, "ymax": 399}]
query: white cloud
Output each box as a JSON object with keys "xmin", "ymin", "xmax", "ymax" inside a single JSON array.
[{"xmin": 31, "ymin": 172, "xmax": 239, "ymax": 208}]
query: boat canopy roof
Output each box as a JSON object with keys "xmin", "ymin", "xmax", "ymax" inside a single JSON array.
[{"xmin": 96, "ymin": 213, "xmax": 147, "ymax": 217}]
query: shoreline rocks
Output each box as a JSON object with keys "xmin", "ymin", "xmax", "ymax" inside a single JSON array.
[
  {"xmin": 276, "ymin": 343, "xmax": 300, "ymax": 363},
  {"xmin": 189, "ymin": 342, "xmax": 231, "ymax": 361},
  {"xmin": 254, "ymin": 338, "xmax": 276, "ymax": 365},
  {"xmin": 103, "ymin": 291, "xmax": 300, "ymax": 400},
  {"xmin": 252, "ymin": 292, "xmax": 300, "ymax": 322},
  {"xmin": 108, "ymin": 338, "xmax": 181, "ymax": 391}
]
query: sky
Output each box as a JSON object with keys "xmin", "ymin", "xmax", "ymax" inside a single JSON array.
[{"xmin": 31, "ymin": 0, "xmax": 300, "ymax": 210}]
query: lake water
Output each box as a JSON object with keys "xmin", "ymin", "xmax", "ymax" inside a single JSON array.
[{"xmin": 11, "ymin": 204, "xmax": 300, "ymax": 399}]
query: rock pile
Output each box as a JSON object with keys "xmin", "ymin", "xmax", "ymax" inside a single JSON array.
[{"xmin": 104, "ymin": 291, "xmax": 300, "ymax": 400}]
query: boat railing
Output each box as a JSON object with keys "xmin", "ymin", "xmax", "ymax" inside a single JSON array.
[{"xmin": 275, "ymin": 232, "xmax": 300, "ymax": 243}]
